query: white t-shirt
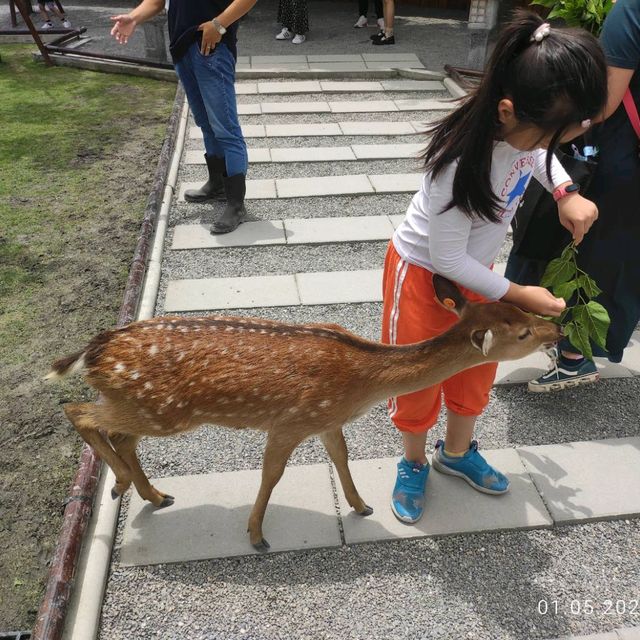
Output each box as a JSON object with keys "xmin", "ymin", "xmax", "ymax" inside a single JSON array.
[{"xmin": 392, "ymin": 142, "xmax": 571, "ymax": 300}]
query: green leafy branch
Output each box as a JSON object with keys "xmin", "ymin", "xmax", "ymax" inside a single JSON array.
[
  {"xmin": 532, "ymin": 0, "xmax": 614, "ymax": 35},
  {"xmin": 540, "ymin": 242, "xmax": 610, "ymax": 360}
]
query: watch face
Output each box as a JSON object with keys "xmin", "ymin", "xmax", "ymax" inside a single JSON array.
[{"xmin": 567, "ymin": 183, "xmax": 580, "ymax": 192}]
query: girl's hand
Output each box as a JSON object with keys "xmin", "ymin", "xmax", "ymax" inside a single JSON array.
[
  {"xmin": 557, "ymin": 192, "xmax": 598, "ymax": 245},
  {"xmin": 198, "ymin": 21, "xmax": 223, "ymax": 55},
  {"xmin": 502, "ymin": 283, "xmax": 566, "ymax": 317},
  {"xmin": 110, "ymin": 14, "xmax": 137, "ymax": 44}
]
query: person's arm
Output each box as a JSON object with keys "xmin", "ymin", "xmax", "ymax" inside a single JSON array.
[
  {"xmin": 598, "ymin": 66, "xmax": 635, "ymax": 121},
  {"xmin": 198, "ymin": 0, "xmax": 257, "ymax": 54},
  {"xmin": 110, "ymin": 0, "xmax": 164, "ymax": 44}
]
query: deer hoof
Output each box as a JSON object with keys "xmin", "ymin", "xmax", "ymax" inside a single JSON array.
[
  {"xmin": 157, "ymin": 494, "xmax": 175, "ymax": 509},
  {"xmin": 252, "ymin": 538, "xmax": 271, "ymax": 552},
  {"xmin": 358, "ymin": 505, "xmax": 374, "ymax": 516}
]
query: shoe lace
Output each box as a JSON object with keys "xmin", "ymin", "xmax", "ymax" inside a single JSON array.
[{"xmin": 544, "ymin": 346, "xmax": 560, "ymax": 378}]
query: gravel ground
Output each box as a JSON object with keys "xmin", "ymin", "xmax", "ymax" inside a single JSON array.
[{"xmin": 97, "ymin": 78, "xmax": 640, "ymax": 640}]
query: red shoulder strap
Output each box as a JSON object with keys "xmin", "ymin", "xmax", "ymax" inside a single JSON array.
[{"xmin": 623, "ymin": 88, "xmax": 640, "ymax": 140}]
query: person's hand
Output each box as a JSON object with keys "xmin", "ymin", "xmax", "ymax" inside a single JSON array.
[
  {"xmin": 557, "ymin": 191, "xmax": 598, "ymax": 245},
  {"xmin": 198, "ymin": 21, "xmax": 223, "ymax": 55},
  {"xmin": 502, "ymin": 283, "xmax": 566, "ymax": 317},
  {"xmin": 110, "ymin": 14, "xmax": 137, "ymax": 44}
]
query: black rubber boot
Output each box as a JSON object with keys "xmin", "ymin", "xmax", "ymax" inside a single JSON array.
[
  {"xmin": 211, "ymin": 173, "xmax": 247, "ymax": 234},
  {"xmin": 184, "ymin": 154, "xmax": 225, "ymax": 202}
]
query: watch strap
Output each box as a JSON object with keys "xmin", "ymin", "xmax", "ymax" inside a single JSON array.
[
  {"xmin": 553, "ymin": 183, "xmax": 580, "ymax": 202},
  {"xmin": 212, "ymin": 18, "xmax": 226, "ymax": 34}
]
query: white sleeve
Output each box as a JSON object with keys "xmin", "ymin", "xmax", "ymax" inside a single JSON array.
[
  {"xmin": 427, "ymin": 166, "xmax": 511, "ymax": 301},
  {"xmin": 532, "ymin": 149, "xmax": 571, "ymax": 192}
]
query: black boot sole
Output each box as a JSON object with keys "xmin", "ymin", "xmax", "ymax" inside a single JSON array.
[{"xmin": 184, "ymin": 191, "xmax": 226, "ymax": 203}]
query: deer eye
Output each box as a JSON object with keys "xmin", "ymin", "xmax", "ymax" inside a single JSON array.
[{"xmin": 518, "ymin": 329, "xmax": 532, "ymax": 340}]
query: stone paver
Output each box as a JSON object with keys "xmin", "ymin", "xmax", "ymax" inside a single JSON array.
[
  {"xmin": 365, "ymin": 61, "xmax": 426, "ymax": 70},
  {"xmin": 240, "ymin": 124, "xmax": 266, "ymax": 138},
  {"xmin": 518, "ymin": 437, "xmax": 640, "ymax": 524},
  {"xmin": 395, "ymin": 98, "xmax": 456, "ymax": 111},
  {"xmin": 319, "ymin": 81, "xmax": 383, "ymax": 92},
  {"xmin": 235, "ymin": 83, "xmax": 258, "ymax": 95},
  {"xmin": 261, "ymin": 101, "xmax": 332, "ymax": 114},
  {"xmin": 257, "ymin": 80, "xmax": 322, "ymax": 94},
  {"xmin": 237, "ymin": 103, "xmax": 262, "ymax": 115},
  {"xmin": 252, "ymin": 55, "xmax": 308, "ymax": 63},
  {"xmin": 352, "ymin": 143, "xmax": 423, "ymax": 159},
  {"xmin": 269, "ymin": 146, "xmax": 356, "ymax": 163},
  {"xmin": 329, "ymin": 100, "xmax": 398, "ymax": 113},
  {"xmin": 307, "ymin": 54, "xmax": 363, "ymax": 62},
  {"xmin": 369, "ymin": 173, "xmax": 422, "ymax": 193},
  {"xmin": 283, "ymin": 215, "xmax": 395, "ymax": 244},
  {"xmin": 265, "ymin": 123, "xmax": 342, "ymax": 137},
  {"xmin": 339, "ymin": 121, "xmax": 418, "ymax": 136},
  {"xmin": 338, "ymin": 450, "xmax": 552, "ymax": 545},
  {"xmin": 310, "ymin": 63, "xmax": 368, "ymax": 71},
  {"xmin": 275, "ymin": 174, "xmax": 374, "ymax": 198},
  {"xmin": 164, "ymin": 274, "xmax": 299, "ymax": 312},
  {"xmin": 120, "ymin": 465, "xmax": 340, "ymax": 565},
  {"xmin": 380, "ymin": 80, "xmax": 445, "ymax": 91},
  {"xmin": 362, "ymin": 53, "xmax": 422, "ymax": 62},
  {"xmin": 297, "ymin": 269, "xmax": 383, "ymax": 305},
  {"xmin": 179, "ymin": 180, "xmax": 277, "ymax": 201},
  {"xmin": 171, "ymin": 221, "xmax": 286, "ymax": 250}
]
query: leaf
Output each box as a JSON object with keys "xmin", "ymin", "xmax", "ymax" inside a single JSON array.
[
  {"xmin": 577, "ymin": 274, "xmax": 602, "ymax": 299},
  {"xmin": 565, "ymin": 319, "xmax": 594, "ymax": 361},
  {"xmin": 553, "ymin": 280, "xmax": 578, "ymax": 301},
  {"xmin": 541, "ymin": 257, "xmax": 577, "ymax": 288},
  {"xmin": 560, "ymin": 243, "xmax": 577, "ymax": 261},
  {"xmin": 574, "ymin": 301, "xmax": 610, "ymax": 350}
]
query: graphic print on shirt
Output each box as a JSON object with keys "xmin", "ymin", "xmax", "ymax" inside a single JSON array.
[{"xmin": 500, "ymin": 154, "xmax": 534, "ymax": 219}]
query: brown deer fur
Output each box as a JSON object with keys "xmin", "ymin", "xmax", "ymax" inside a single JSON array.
[{"xmin": 46, "ymin": 276, "xmax": 561, "ymax": 550}]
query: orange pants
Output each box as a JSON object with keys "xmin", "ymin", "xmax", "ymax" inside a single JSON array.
[{"xmin": 381, "ymin": 243, "xmax": 498, "ymax": 434}]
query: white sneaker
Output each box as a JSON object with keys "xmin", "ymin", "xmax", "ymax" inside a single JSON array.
[
  {"xmin": 377, "ymin": 17, "xmax": 385, "ymax": 29},
  {"xmin": 62, "ymin": 19, "xmax": 72, "ymax": 28},
  {"xmin": 292, "ymin": 34, "xmax": 306, "ymax": 44},
  {"xmin": 275, "ymin": 27, "xmax": 292, "ymax": 40},
  {"xmin": 354, "ymin": 15, "xmax": 368, "ymax": 28},
  {"xmin": 40, "ymin": 21, "xmax": 53, "ymax": 30}
]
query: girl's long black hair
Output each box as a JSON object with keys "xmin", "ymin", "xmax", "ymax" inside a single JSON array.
[{"xmin": 424, "ymin": 10, "xmax": 607, "ymax": 223}]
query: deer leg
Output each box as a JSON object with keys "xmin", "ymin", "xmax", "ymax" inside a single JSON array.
[
  {"xmin": 320, "ymin": 428, "xmax": 373, "ymax": 516},
  {"xmin": 247, "ymin": 433, "xmax": 301, "ymax": 552},
  {"xmin": 63, "ymin": 403, "xmax": 133, "ymax": 492},
  {"xmin": 110, "ymin": 434, "xmax": 174, "ymax": 508}
]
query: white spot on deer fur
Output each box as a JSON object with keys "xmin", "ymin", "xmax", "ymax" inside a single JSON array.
[
  {"xmin": 225, "ymin": 413, "xmax": 235, "ymax": 418},
  {"xmin": 189, "ymin": 381, "xmax": 195, "ymax": 387},
  {"xmin": 260, "ymin": 329, "xmax": 267, "ymax": 334},
  {"xmin": 179, "ymin": 327, "xmax": 188, "ymax": 332},
  {"xmin": 149, "ymin": 345, "xmax": 158, "ymax": 356},
  {"xmin": 156, "ymin": 323, "xmax": 164, "ymax": 329},
  {"xmin": 236, "ymin": 396, "xmax": 244, "ymax": 402},
  {"xmin": 177, "ymin": 401, "xmax": 187, "ymax": 408},
  {"xmin": 177, "ymin": 352, "xmax": 185, "ymax": 361},
  {"xmin": 114, "ymin": 363, "xmax": 126, "ymax": 373},
  {"xmin": 289, "ymin": 407, "xmax": 299, "ymax": 414},
  {"xmin": 310, "ymin": 411, "xmax": 318, "ymax": 417},
  {"xmin": 152, "ymin": 423, "xmax": 163, "ymax": 431},
  {"xmin": 320, "ymin": 400, "xmax": 331, "ymax": 408},
  {"xmin": 225, "ymin": 326, "xmax": 234, "ymax": 332},
  {"xmin": 144, "ymin": 382, "xmax": 153, "ymax": 390},
  {"xmin": 130, "ymin": 371, "xmax": 140, "ymax": 380},
  {"xmin": 262, "ymin": 394, "xmax": 271, "ymax": 401}
]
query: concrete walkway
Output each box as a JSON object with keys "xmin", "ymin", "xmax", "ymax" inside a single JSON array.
[{"xmin": 75, "ymin": 68, "xmax": 640, "ymax": 640}]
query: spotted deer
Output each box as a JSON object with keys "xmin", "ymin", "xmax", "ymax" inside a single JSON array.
[{"xmin": 46, "ymin": 276, "xmax": 561, "ymax": 550}]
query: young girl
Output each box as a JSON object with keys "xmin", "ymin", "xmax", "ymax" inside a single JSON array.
[{"xmin": 382, "ymin": 11, "xmax": 608, "ymax": 524}]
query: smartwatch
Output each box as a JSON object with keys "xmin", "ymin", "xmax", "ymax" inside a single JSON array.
[
  {"xmin": 212, "ymin": 18, "xmax": 227, "ymax": 35},
  {"xmin": 552, "ymin": 183, "xmax": 580, "ymax": 202}
]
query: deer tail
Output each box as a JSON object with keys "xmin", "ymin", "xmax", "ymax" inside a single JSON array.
[{"xmin": 44, "ymin": 350, "xmax": 87, "ymax": 382}]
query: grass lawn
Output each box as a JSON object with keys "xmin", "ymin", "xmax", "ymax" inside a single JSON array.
[{"xmin": 0, "ymin": 45, "xmax": 176, "ymax": 629}]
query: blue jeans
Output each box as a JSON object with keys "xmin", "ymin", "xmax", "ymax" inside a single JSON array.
[{"xmin": 174, "ymin": 41, "xmax": 248, "ymax": 177}]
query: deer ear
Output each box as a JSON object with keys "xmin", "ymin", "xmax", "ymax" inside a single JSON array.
[
  {"xmin": 432, "ymin": 274, "xmax": 468, "ymax": 317},
  {"xmin": 471, "ymin": 329, "xmax": 494, "ymax": 356}
]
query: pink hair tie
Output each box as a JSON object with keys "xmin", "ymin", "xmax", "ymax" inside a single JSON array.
[{"xmin": 530, "ymin": 23, "xmax": 551, "ymax": 43}]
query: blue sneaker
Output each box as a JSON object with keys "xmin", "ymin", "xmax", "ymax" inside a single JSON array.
[
  {"xmin": 528, "ymin": 356, "xmax": 599, "ymax": 393},
  {"xmin": 432, "ymin": 440, "xmax": 509, "ymax": 495},
  {"xmin": 390, "ymin": 457, "xmax": 430, "ymax": 523}
]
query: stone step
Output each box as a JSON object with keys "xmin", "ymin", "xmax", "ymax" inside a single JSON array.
[
  {"xmin": 234, "ymin": 79, "xmax": 445, "ymax": 95},
  {"xmin": 178, "ymin": 173, "xmax": 422, "ymax": 201},
  {"xmin": 171, "ymin": 215, "xmax": 511, "ymax": 250},
  {"xmin": 236, "ymin": 99, "xmax": 454, "ymax": 116},
  {"xmin": 184, "ymin": 143, "xmax": 424, "ymax": 165},
  {"xmin": 234, "ymin": 53, "xmax": 427, "ymax": 72},
  {"xmin": 120, "ymin": 437, "xmax": 640, "ymax": 564},
  {"xmin": 189, "ymin": 121, "xmax": 426, "ymax": 139}
]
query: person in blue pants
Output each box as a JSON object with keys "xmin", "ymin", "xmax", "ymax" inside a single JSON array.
[{"xmin": 110, "ymin": 0, "xmax": 255, "ymax": 234}]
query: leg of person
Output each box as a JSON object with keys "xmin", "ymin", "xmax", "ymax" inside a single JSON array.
[
  {"xmin": 432, "ymin": 361, "xmax": 510, "ymax": 494},
  {"xmin": 191, "ymin": 43, "xmax": 249, "ymax": 233},
  {"xmin": 291, "ymin": 0, "xmax": 308, "ymax": 43},
  {"xmin": 354, "ymin": 0, "xmax": 368, "ymax": 28},
  {"xmin": 375, "ymin": 0, "xmax": 385, "ymax": 28},
  {"xmin": 373, "ymin": 0, "xmax": 395, "ymax": 44},
  {"xmin": 38, "ymin": 2, "xmax": 53, "ymax": 29},
  {"xmin": 174, "ymin": 47, "xmax": 226, "ymax": 203},
  {"xmin": 381, "ymin": 243, "xmax": 453, "ymax": 523},
  {"xmin": 276, "ymin": 0, "xmax": 293, "ymax": 39}
]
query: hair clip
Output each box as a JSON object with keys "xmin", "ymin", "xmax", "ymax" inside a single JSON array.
[
  {"xmin": 530, "ymin": 23, "xmax": 551, "ymax": 43},
  {"xmin": 581, "ymin": 119, "xmax": 592, "ymax": 129}
]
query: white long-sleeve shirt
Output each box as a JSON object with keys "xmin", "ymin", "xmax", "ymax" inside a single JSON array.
[{"xmin": 392, "ymin": 142, "xmax": 571, "ymax": 300}]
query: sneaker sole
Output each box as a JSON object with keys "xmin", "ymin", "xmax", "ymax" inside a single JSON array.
[
  {"xmin": 390, "ymin": 498, "xmax": 423, "ymax": 524},
  {"xmin": 528, "ymin": 372, "xmax": 600, "ymax": 393},
  {"xmin": 432, "ymin": 456, "xmax": 509, "ymax": 495}
]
